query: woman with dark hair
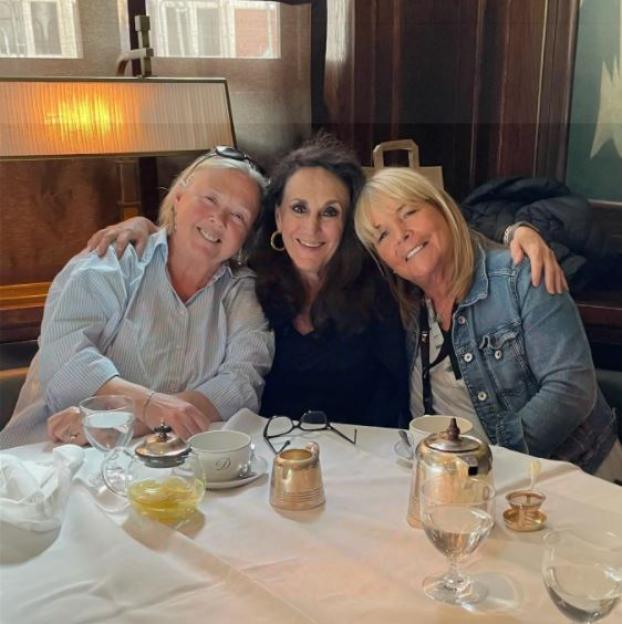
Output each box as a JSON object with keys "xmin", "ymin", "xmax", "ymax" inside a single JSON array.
[
  {"xmin": 86, "ymin": 134, "xmax": 563, "ymax": 430},
  {"xmin": 248, "ymin": 134, "xmax": 409, "ymax": 427}
]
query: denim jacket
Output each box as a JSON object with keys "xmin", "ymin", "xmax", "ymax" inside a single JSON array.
[{"xmin": 407, "ymin": 242, "xmax": 616, "ymax": 473}]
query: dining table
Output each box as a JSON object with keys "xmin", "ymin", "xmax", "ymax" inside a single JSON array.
[{"xmin": 1, "ymin": 409, "xmax": 621, "ymax": 624}]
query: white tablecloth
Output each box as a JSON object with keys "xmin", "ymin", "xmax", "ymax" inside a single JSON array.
[{"xmin": 1, "ymin": 410, "xmax": 621, "ymax": 623}]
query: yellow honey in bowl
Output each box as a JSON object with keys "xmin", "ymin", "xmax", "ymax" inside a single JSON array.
[{"xmin": 128, "ymin": 476, "xmax": 204, "ymax": 525}]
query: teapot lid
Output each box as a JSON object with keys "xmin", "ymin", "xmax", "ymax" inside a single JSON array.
[
  {"xmin": 135, "ymin": 422, "xmax": 190, "ymax": 467},
  {"xmin": 425, "ymin": 417, "xmax": 481, "ymax": 453}
]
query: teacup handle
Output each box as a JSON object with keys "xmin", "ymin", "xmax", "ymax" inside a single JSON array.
[{"xmin": 101, "ymin": 447, "xmax": 133, "ymax": 497}]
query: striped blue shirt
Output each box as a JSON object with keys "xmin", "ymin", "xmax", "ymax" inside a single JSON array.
[{"xmin": 1, "ymin": 230, "xmax": 274, "ymax": 448}]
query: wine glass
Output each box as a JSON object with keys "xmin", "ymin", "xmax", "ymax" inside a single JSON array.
[
  {"xmin": 80, "ymin": 395, "xmax": 135, "ymax": 488},
  {"xmin": 419, "ymin": 475, "xmax": 496, "ymax": 605},
  {"xmin": 542, "ymin": 527, "xmax": 622, "ymax": 622}
]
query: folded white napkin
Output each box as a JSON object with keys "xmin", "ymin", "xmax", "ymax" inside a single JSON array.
[
  {"xmin": 0, "ymin": 445, "xmax": 84, "ymax": 532},
  {"xmin": 221, "ymin": 408, "xmax": 265, "ymax": 435}
]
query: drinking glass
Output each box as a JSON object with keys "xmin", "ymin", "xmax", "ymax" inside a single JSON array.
[
  {"xmin": 419, "ymin": 475, "xmax": 495, "ymax": 605},
  {"xmin": 80, "ymin": 395, "xmax": 135, "ymax": 488},
  {"xmin": 542, "ymin": 528, "xmax": 622, "ymax": 622}
]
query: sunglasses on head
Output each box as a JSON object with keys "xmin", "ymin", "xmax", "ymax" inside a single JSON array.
[{"xmin": 188, "ymin": 145, "xmax": 266, "ymax": 178}]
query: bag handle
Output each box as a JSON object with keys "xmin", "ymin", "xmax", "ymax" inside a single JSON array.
[{"xmin": 372, "ymin": 139, "xmax": 421, "ymax": 169}]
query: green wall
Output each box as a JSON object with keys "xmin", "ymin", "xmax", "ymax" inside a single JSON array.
[{"xmin": 566, "ymin": 0, "xmax": 622, "ymax": 202}]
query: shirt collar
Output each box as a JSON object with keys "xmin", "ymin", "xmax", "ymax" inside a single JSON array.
[{"xmin": 459, "ymin": 240, "xmax": 489, "ymax": 308}]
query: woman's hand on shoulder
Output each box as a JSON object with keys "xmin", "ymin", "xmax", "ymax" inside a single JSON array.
[
  {"xmin": 141, "ymin": 392, "xmax": 212, "ymax": 441},
  {"xmin": 47, "ymin": 406, "xmax": 87, "ymax": 445},
  {"xmin": 86, "ymin": 217, "xmax": 158, "ymax": 259},
  {"xmin": 510, "ymin": 226, "xmax": 568, "ymax": 295}
]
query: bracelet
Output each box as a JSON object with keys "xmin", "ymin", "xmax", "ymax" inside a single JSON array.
[
  {"xmin": 143, "ymin": 390, "xmax": 156, "ymax": 423},
  {"xmin": 502, "ymin": 221, "xmax": 540, "ymax": 247}
]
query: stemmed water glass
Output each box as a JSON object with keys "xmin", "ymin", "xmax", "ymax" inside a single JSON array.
[
  {"xmin": 542, "ymin": 527, "xmax": 622, "ymax": 622},
  {"xmin": 79, "ymin": 395, "xmax": 135, "ymax": 489},
  {"xmin": 419, "ymin": 475, "xmax": 496, "ymax": 606}
]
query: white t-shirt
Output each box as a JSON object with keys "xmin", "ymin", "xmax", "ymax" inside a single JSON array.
[{"xmin": 409, "ymin": 299, "xmax": 490, "ymax": 442}]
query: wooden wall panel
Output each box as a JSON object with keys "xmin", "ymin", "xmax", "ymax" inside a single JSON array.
[
  {"xmin": 322, "ymin": 0, "xmax": 486, "ymax": 199},
  {"xmin": 537, "ymin": 0, "xmax": 580, "ymax": 180},
  {"xmin": 0, "ymin": 160, "xmax": 120, "ymax": 285},
  {"xmin": 467, "ymin": 0, "xmax": 580, "ymax": 186},
  {"xmin": 320, "ymin": 0, "xmax": 580, "ymax": 199}
]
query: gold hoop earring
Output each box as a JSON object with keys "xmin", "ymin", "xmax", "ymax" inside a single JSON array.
[
  {"xmin": 270, "ymin": 230, "xmax": 285, "ymax": 252},
  {"xmin": 171, "ymin": 207, "xmax": 177, "ymax": 233}
]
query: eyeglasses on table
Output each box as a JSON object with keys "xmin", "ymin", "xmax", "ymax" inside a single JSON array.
[{"xmin": 263, "ymin": 410, "xmax": 358, "ymax": 454}]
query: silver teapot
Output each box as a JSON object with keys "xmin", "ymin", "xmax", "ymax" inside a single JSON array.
[{"xmin": 406, "ymin": 417, "xmax": 493, "ymax": 527}]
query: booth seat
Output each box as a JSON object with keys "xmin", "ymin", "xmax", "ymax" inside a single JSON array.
[{"xmin": 0, "ymin": 340, "xmax": 37, "ymax": 431}]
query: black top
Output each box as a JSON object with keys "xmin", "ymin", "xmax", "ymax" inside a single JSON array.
[{"xmin": 259, "ymin": 299, "xmax": 409, "ymax": 428}]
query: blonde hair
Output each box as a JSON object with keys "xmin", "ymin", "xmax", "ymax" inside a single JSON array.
[
  {"xmin": 354, "ymin": 167, "xmax": 475, "ymax": 324},
  {"xmin": 158, "ymin": 153, "xmax": 267, "ymax": 234}
]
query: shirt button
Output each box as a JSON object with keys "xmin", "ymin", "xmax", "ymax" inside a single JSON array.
[
  {"xmin": 463, "ymin": 352, "xmax": 473, "ymax": 363},
  {"xmin": 477, "ymin": 391, "xmax": 488, "ymax": 402},
  {"xmin": 494, "ymin": 349, "xmax": 502, "ymax": 360},
  {"xmin": 457, "ymin": 316, "xmax": 466, "ymax": 325}
]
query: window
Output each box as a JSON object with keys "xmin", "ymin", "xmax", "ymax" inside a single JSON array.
[
  {"xmin": 147, "ymin": 0, "xmax": 280, "ymax": 59},
  {"xmin": 0, "ymin": 0, "xmax": 81, "ymax": 58}
]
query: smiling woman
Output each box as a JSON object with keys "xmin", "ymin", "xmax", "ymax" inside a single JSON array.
[
  {"xmin": 166, "ymin": 166, "xmax": 261, "ymax": 301},
  {"xmin": 249, "ymin": 134, "xmax": 410, "ymax": 427},
  {"xmin": 273, "ymin": 166, "xmax": 348, "ymax": 305},
  {"xmin": 354, "ymin": 167, "xmax": 621, "ymax": 480},
  {"xmin": 0, "ymin": 151, "xmax": 274, "ymax": 449}
]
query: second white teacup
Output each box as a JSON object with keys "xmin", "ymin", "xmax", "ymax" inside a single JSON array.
[
  {"xmin": 189, "ymin": 430, "xmax": 252, "ymax": 482},
  {"xmin": 409, "ymin": 415, "xmax": 473, "ymax": 438}
]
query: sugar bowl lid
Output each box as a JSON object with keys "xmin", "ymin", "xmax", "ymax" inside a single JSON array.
[
  {"xmin": 135, "ymin": 422, "xmax": 190, "ymax": 467},
  {"xmin": 424, "ymin": 417, "xmax": 481, "ymax": 453}
]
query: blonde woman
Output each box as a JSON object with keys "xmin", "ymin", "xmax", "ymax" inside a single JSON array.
[
  {"xmin": 1, "ymin": 151, "xmax": 274, "ymax": 448},
  {"xmin": 354, "ymin": 167, "xmax": 620, "ymax": 478}
]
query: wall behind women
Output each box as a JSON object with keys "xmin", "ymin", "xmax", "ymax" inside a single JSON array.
[{"xmin": 566, "ymin": 0, "xmax": 622, "ymax": 202}]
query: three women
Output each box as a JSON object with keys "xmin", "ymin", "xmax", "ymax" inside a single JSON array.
[{"xmin": 82, "ymin": 135, "xmax": 563, "ymax": 433}]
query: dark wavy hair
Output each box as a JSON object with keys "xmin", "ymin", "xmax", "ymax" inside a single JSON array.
[{"xmin": 249, "ymin": 133, "xmax": 384, "ymax": 334}]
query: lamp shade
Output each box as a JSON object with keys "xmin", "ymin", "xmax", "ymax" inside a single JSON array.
[{"xmin": 0, "ymin": 77, "xmax": 235, "ymax": 158}]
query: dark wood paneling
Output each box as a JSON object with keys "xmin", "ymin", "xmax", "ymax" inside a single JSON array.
[
  {"xmin": 0, "ymin": 305, "xmax": 44, "ymax": 343},
  {"xmin": 0, "ymin": 160, "xmax": 120, "ymax": 285},
  {"xmin": 321, "ymin": 0, "xmax": 486, "ymax": 199},
  {"xmin": 475, "ymin": 0, "xmax": 547, "ymax": 183},
  {"xmin": 536, "ymin": 0, "xmax": 580, "ymax": 180},
  {"xmin": 473, "ymin": 0, "xmax": 581, "ymax": 185},
  {"xmin": 320, "ymin": 0, "xmax": 580, "ymax": 198}
]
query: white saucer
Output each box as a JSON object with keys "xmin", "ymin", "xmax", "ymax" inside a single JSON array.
[
  {"xmin": 393, "ymin": 439, "xmax": 414, "ymax": 465},
  {"xmin": 204, "ymin": 455, "xmax": 268, "ymax": 490}
]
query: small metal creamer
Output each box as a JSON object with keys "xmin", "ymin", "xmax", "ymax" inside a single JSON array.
[
  {"xmin": 407, "ymin": 417, "xmax": 493, "ymax": 527},
  {"xmin": 270, "ymin": 441, "xmax": 325, "ymax": 511}
]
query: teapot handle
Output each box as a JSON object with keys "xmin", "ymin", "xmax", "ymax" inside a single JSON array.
[{"xmin": 101, "ymin": 447, "xmax": 134, "ymax": 497}]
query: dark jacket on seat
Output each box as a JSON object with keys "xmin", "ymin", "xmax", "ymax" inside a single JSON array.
[{"xmin": 461, "ymin": 177, "xmax": 622, "ymax": 293}]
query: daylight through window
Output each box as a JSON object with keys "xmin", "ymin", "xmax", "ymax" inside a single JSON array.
[
  {"xmin": 0, "ymin": 0, "xmax": 81, "ymax": 58},
  {"xmin": 147, "ymin": 0, "xmax": 280, "ymax": 59}
]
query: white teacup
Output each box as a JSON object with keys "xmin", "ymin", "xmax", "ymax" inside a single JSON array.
[
  {"xmin": 409, "ymin": 415, "xmax": 473, "ymax": 438},
  {"xmin": 189, "ymin": 430, "xmax": 252, "ymax": 482}
]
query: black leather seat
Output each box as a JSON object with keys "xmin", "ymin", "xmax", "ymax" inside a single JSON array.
[{"xmin": 597, "ymin": 369, "xmax": 622, "ymax": 442}]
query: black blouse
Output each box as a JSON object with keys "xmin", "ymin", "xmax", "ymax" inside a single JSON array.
[{"xmin": 259, "ymin": 300, "xmax": 409, "ymax": 428}]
